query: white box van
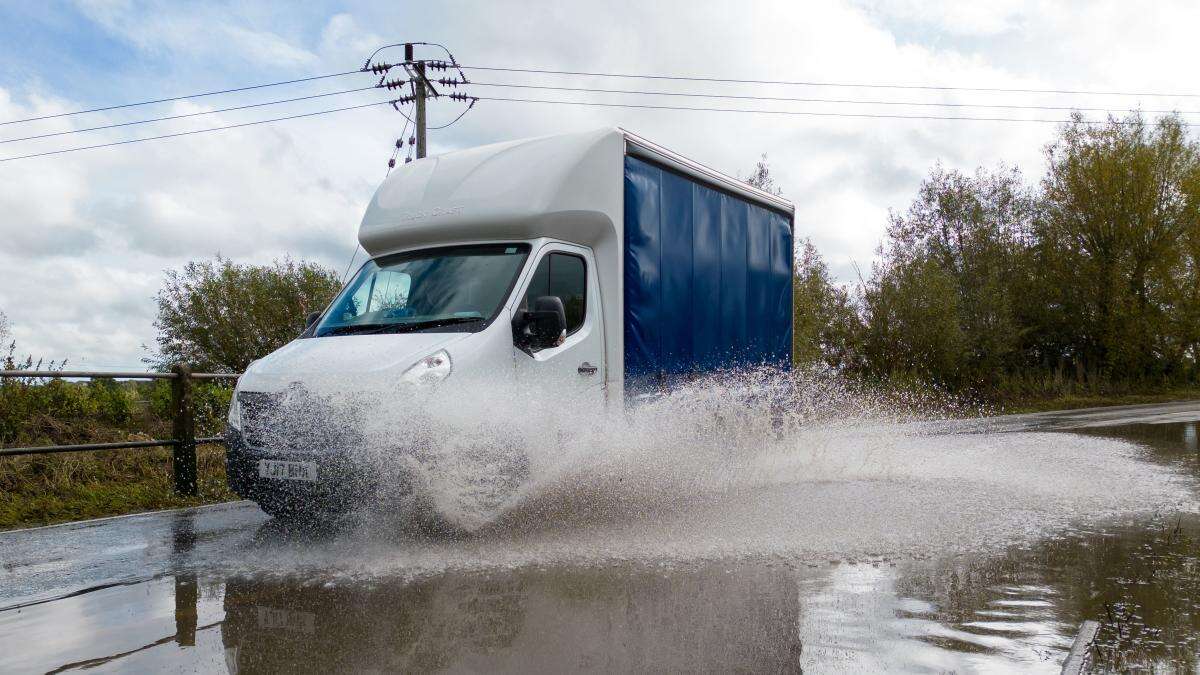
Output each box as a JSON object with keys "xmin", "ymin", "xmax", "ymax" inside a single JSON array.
[{"xmin": 225, "ymin": 128, "xmax": 795, "ymax": 520}]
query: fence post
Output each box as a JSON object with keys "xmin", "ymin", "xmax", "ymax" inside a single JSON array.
[{"xmin": 170, "ymin": 363, "xmax": 197, "ymax": 496}]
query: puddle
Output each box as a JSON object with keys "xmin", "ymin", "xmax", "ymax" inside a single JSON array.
[{"xmin": 1, "ymin": 411, "xmax": 1198, "ymax": 672}]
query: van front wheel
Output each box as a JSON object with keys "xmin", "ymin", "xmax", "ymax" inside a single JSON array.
[{"xmin": 255, "ymin": 496, "xmax": 333, "ymax": 524}]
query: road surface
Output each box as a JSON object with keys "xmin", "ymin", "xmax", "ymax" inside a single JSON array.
[{"xmin": 2, "ymin": 400, "xmax": 1198, "ymax": 673}]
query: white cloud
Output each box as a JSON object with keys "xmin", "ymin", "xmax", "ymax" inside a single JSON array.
[
  {"xmin": 318, "ymin": 13, "xmax": 384, "ymax": 62},
  {"xmin": 853, "ymin": 0, "xmax": 1031, "ymax": 36},
  {"xmin": 0, "ymin": 86, "xmax": 383, "ymax": 366},
  {"xmin": 2, "ymin": 0, "xmax": 1196, "ymax": 367},
  {"xmin": 72, "ymin": 0, "xmax": 318, "ymax": 67}
]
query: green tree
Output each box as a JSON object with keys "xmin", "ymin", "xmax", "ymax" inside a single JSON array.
[
  {"xmin": 150, "ymin": 256, "xmax": 341, "ymax": 372},
  {"xmin": 1040, "ymin": 112, "xmax": 1200, "ymax": 382},
  {"xmin": 792, "ymin": 239, "xmax": 861, "ymax": 369},
  {"xmin": 861, "ymin": 251, "xmax": 967, "ymax": 385},
  {"xmin": 1170, "ymin": 220, "xmax": 1200, "ymax": 378},
  {"xmin": 862, "ymin": 165, "xmax": 1036, "ymax": 390}
]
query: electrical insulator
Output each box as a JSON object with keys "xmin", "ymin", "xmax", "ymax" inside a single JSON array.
[
  {"xmin": 395, "ymin": 139, "xmax": 403, "ymax": 148},
  {"xmin": 388, "ymin": 158, "xmax": 396, "ymax": 169},
  {"xmin": 405, "ymin": 157, "xmax": 412, "ymax": 164},
  {"xmin": 408, "ymin": 135, "xmax": 415, "ymax": 145},
  {"xmin": 369, "ymin": 62, "xmax": 393, "ymax": 75}
]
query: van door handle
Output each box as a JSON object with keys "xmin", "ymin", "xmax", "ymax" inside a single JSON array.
[{"xmin": 578, "ymin": 362, "xmax": 598, "ymax": 376}]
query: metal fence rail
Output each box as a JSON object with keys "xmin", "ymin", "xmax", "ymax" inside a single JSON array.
[{"xmin": 0, "ymin": 365, "xmax": 240, "ymax": 496}]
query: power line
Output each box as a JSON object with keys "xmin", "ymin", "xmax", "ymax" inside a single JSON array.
[
  {"xmin": 12, "ymin": 77, "xmax": 1181, "ymax": 149},
  {"xmin": 389, "ymin": 96, "xmax": 474, "ymax": 130},
  {"xmin": 0, "ymin": 86, "xmax": 380, "ymax": 144},
  {"xmin": 4, "ymin": 92, "xmax": 1182, "ymax": 164},
  {"xmin": 461, "ymin": 65, "xmax": 1200, "ymax": 99},
  {"xmin": 428, "ymin": 99, "xmax": 476, "ymax": 130},
  {"xmin": 475, "ymin": 95, "xmax": 1200, "ymax": 126},
  {"xmin": 4, "ymin": 57, "xmax": 1190, "ymax": 162},
  {"xmin": 0, "ymin": 99, "xmax": 394, "ymax": 163},
  {"xmin": 0, "ymin": 70, "xmax": 367, "ymax": 126},
  {"xmin": 469, "ymin": 81, "xmax": 1200, "ymax": 116}
]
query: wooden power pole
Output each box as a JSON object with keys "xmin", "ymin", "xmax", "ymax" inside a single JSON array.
[{"xmin": 405, "ymin": 43, "xmax": 437, "ymax": 160}]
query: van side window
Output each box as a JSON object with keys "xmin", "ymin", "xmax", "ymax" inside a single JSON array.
[{"xmin": 523, "ymin": 252, "xmax": 587, "ymax": 335}]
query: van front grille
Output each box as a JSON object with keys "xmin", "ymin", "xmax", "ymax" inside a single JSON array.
[
  {"xmin": 237, "ymin": 388, "xmax": 362, "ymax": 453},
  {"xmin": 238, "ymin": 391, "xmax": 281, "ymax": 449}
]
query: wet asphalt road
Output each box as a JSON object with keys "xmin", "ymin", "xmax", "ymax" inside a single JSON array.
[{"xmin": 2, "ymin": 401, "xmax": 1199, "ymax": 673}]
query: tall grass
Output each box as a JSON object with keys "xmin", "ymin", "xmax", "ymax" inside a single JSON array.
[
  {"xmin": 988, "ymin": 370, "xmax": 1200, "ymax": 412},
  {"xmin": 0, "ymin": 375, "xmax": 235, "ymax": 529}
]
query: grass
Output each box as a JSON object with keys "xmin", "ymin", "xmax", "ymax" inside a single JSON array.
[
  {"xmin": 0, "ymin": 443, "xmax": 236, "ymax": 531},
  {"xmin": 999, "ymin": 388, "xmax": 1200, "ymax": 414},
  {"xmin": 0, "ymin": 376, "xmax": 236, "ymax": 530}
]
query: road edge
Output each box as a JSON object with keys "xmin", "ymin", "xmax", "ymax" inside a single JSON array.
[{"xmin": 0, "ymin": 500, "xmax": 254, "ymax": 536}]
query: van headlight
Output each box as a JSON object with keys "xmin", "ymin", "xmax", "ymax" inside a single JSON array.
[{"xmin": 401, "ymin": 350, "xmax": 452, "ymax": 385}]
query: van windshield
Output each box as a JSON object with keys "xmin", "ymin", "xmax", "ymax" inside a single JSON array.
[{"xmin": 314, "ymin": 244, "xmax": 531, "ymax": 337}]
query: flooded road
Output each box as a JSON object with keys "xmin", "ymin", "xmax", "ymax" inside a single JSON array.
[{"xmin": 2, "ymin": 402, "xmax": 1198, "ymax": 673}]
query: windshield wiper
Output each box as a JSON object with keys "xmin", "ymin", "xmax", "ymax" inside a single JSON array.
[
  {"xmin": 322, "ymin": 323, "xmax": 399, "ymax": 336},
  {"xmin": 385, "ymin": 316, "xmax": 484, "ymax": 333},
  {"xmin": 320, "ymin": 317, "xmax": 482, "ymax": 337}
]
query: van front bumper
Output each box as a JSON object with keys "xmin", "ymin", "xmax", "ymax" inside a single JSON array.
[{"xmin": 224, "ymin": 428, "xmax": 400, "ymax": 513}]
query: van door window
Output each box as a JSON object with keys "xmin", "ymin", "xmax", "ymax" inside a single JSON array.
[{"xmin": 523, "ymin": 252, "xmax": 587, "ymax": 335}]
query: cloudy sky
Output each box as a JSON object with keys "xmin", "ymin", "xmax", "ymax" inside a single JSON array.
[{"xmin": 1, "ymin": 0, "xmax": 1197, "ymax": 369}]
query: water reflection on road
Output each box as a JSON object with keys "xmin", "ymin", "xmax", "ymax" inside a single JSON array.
[
  {"xmin": 1, "ymin": 416, "xmax": 1198, "ymax": 673},
  {"xmin": 15, "ymin": 514, "xmax": 1200, "ymax": 673},
  {"xmin": 221, "ymin": 559, "xmax": 803, "ymax": 673}
]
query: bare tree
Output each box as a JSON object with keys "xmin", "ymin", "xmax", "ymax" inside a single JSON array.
[{"xmin": 743, "ymin": 154, "xmax": 783, "ymax": 196}]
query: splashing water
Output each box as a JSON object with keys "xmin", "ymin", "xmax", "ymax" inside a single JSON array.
[{"xmin": 247, "ymin": 368, "xmax": 1195, "ymax": 576}]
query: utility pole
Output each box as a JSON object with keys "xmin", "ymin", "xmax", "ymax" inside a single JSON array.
[
  {"xmin": 372, "ymin": 42, "xmax": 471, "ymax": 169},
  {"xmin": 414, "ymin": 60, "xmax": 427, "ymax": 159},
  {"xmin": 405, "ymin": 43, "xmax": 438, "ymax": 159}
]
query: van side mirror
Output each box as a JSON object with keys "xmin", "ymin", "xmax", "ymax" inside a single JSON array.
[
  {"xmin": 305, "ymin": 311, "xmax": 321, "ymax": 329},
  {"xmin": 513, "ymin": 296, "xmax": 567, "ymax": 353}
]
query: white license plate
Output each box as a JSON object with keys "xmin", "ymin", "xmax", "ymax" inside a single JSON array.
[{"xmin": 258, "ymin": 460, "xmax": 317, "ymax": 482}]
